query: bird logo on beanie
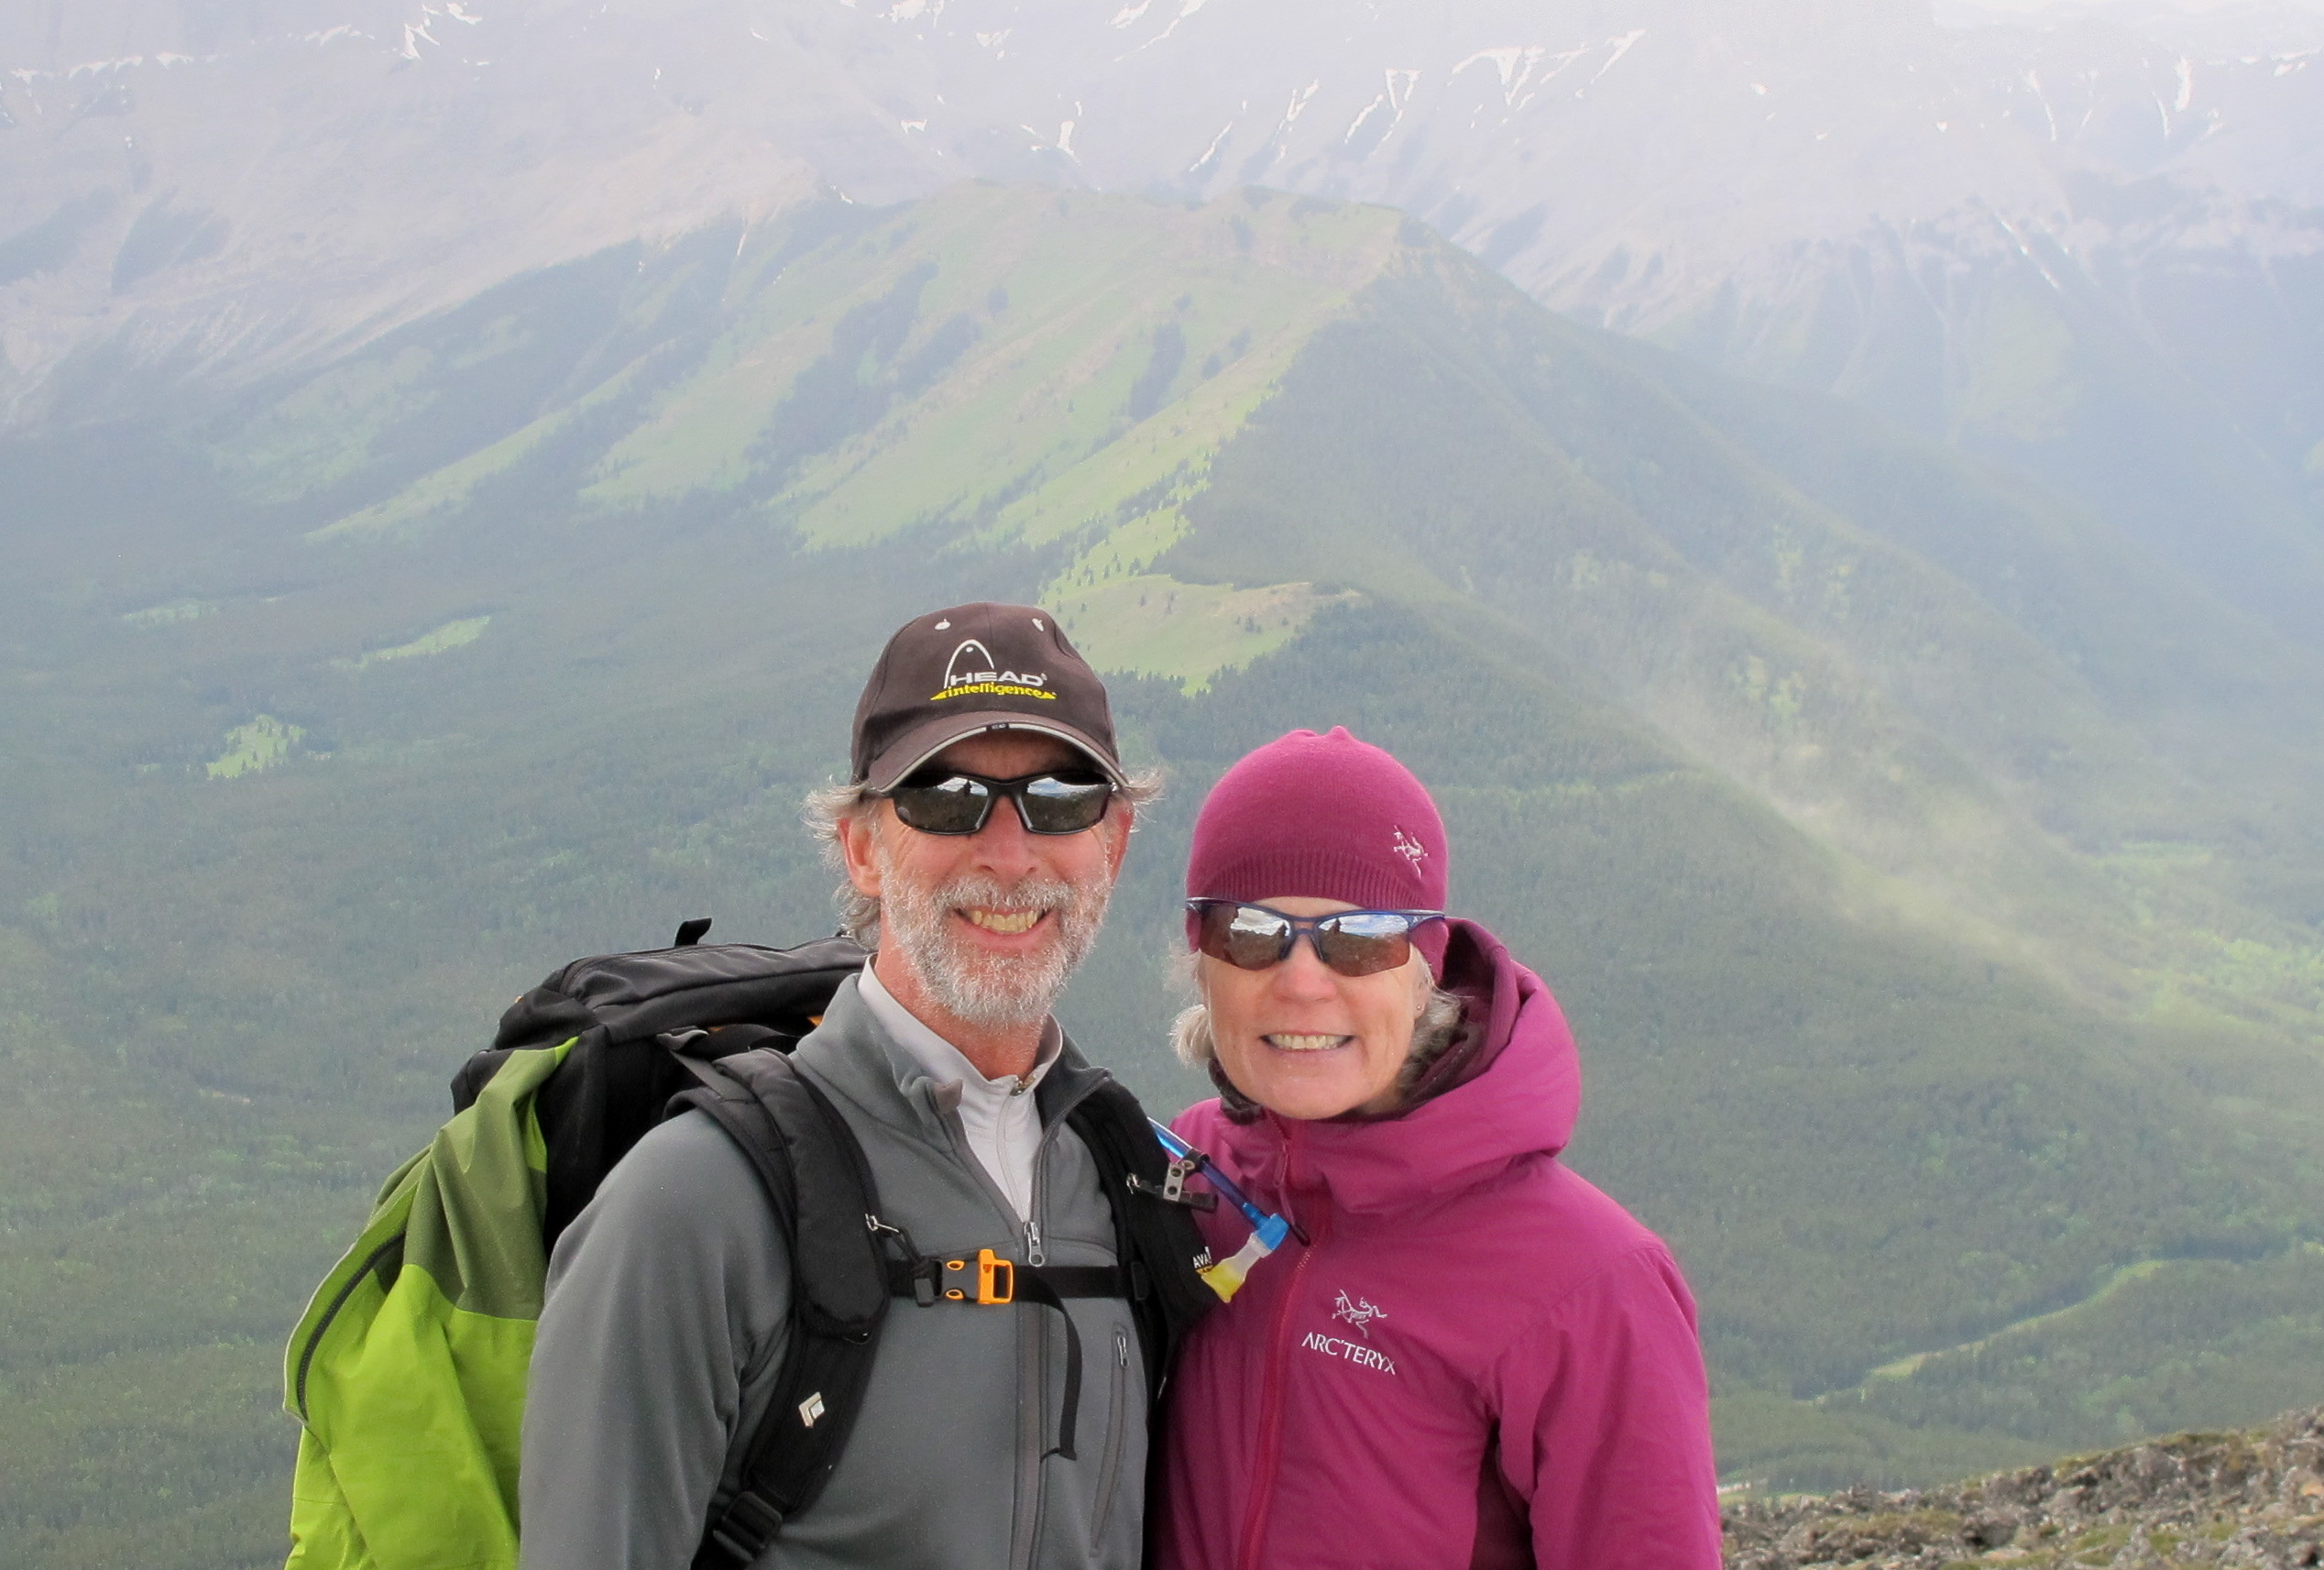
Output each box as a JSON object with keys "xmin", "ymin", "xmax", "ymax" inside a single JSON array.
[{"xmin": 1391, "ymin": 827, "xmax": 1428, "ymax": 867}]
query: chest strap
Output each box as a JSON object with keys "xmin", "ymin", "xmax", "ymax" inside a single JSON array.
[
  {"xmin": 887, "ymin": 1250, "xmax": 1129, "ymax": 1307},
  {"xmin": 883, "ymin": 1256, "xmax": 1135, "ymax": 1459}
]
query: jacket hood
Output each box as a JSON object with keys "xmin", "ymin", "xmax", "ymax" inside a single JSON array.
[{"xmin": 1209, "ymin": 918, "xmax": 1581, "ymax": 1217}]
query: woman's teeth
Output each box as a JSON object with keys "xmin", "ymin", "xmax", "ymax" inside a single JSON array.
[
  {"xmin": 963, "ymin": 908, "xmax": 1042, "ymax": 935},
  {"xmin": 1266, "ymin": 1033, "xmax": 1352, "ymax": 1052}
]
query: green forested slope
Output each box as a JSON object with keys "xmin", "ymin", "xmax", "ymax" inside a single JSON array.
[{"xmin": 2, "ymin": 184, "xmax": 2319, "ymax": 1565}]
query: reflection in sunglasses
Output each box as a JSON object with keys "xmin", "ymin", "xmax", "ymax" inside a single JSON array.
[
  {"xmin": 883, "ymin": 771, "xmax": 1115, "ymax": 836},
  {"xmin": 1188, "ymin": 900, "xmax": 1445, "ymax": 978}
]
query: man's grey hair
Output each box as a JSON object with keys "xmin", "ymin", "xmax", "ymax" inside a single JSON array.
[
  {"xmin": 1169, "ymin": 961, "xmax": 1466, "ymax": 1105},
  {"xmin": 803, "ymin": 766, "xmax": 1163, "ymax": 947}
]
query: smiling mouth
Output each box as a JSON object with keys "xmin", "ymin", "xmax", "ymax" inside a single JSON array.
[
  {"xmin": 961, "ymin": 907, "xmax": 1046, "ymax": 936},
  {"xmin": 1265, "ymin": 1033, "xmax": 1354, "ymax": 1052}
]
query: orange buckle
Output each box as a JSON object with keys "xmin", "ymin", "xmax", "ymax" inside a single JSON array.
[
  {"xmin": 939, "ymin": 1249, "xmax": 1015, "ymax": 1305},
  {"xmin": 978, "ymin": 1248, "xmax": 1014, "ymax": 1305}
]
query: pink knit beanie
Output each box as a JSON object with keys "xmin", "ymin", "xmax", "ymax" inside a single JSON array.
[{"xmin": 1185, "ymin": 728, "xmax": 1451, "ymax": 972}]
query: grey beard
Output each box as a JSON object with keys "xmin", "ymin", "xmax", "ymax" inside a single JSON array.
[{"xmin": 874, "ymin": 860, "xmax": 1112, "ymax": 1033}]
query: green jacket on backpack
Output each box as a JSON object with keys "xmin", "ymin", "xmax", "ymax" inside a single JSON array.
[{"xmin": 282, "ymin": 1039, "xmax": 573, "ymax": 1570}]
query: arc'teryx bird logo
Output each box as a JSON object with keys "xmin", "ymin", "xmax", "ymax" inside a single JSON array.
[
  {"xmin": 1304, "ymin": 1291, "xmax": 1398, "ymax": 1375},
  {"xmin": 1332, "ymin": 1290, "xmax": 1387, "ymax": 1338},
  {"xmin": 932, "ymin": 638, "xmax": 1054, "ymax": 703},
  {"xmin": 1391, "ymin": 827, "xmax": 1427, "ymax": 866}
]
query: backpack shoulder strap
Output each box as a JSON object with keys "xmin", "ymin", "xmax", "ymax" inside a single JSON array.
[
  {"xmin": 1065, "ymin": 1078, "xmax": 1219, "ymax": 1399},
  {"xmin": 664, "ymin": 1048, "xmax": 893, "ymax": 1570}
]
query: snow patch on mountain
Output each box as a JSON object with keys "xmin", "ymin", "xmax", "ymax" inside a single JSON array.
[{"xmin": 1586, "ymin": 29, "xmax": 1647, "ymax": 90}]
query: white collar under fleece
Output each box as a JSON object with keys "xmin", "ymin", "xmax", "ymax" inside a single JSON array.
[{"xmin": 856, "ymin": 961, "xmax": 1061, "ymax": 1223}]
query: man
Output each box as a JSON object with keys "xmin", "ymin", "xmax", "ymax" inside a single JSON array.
[{"xmin": 520, "ymin": 603, "xmax": 1177, "ymax": 1570}]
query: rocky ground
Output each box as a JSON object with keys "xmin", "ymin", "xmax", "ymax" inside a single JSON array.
[{"xmin": 1724, "ymin": 1408, "xmax": 2324, "ymax": 1568}]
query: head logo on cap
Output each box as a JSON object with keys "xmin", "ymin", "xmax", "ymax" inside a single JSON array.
[
  {"xmin": 934, "ymin": 638, "xmax": 1054, "ymax": 704},
  {"xmin": 943, "ymin": 640, "xmax": 996, "ymax": 686},
  {"xmin": 852, "ymin": 602, "xmax": 1121, "ymax": 790},
  {"xmin": 1391, "ymin": 827, "xmax": 1428, "ymax": 867}
]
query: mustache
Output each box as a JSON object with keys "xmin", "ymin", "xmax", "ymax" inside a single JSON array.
[{"xmin": 933, "ymin": 869, "xmax": 1080, "ymax": 915}]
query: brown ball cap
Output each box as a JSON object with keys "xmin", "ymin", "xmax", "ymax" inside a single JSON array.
[{"xmin": 851, "ymin": 603, "xmax": 1125, "ymax": 791}]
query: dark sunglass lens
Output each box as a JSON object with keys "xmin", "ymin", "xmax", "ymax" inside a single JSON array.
[
  {"xmin": 891, "ymin": 775, "xmax": 992, "ymax": 834},
  {"xmin": 1215, "ymin": 905, "xmax": 1294, "ymax": 971},
  {"xmin": 1017, "ymin": 775, "xmax": 1113, "ymax": 833},
  {"xmin": 1314, "ymin": 913, "xmax": 1411, "ymax": 977},
  {"xmin": 1192, "ymin": 903, "xmax": 1237, "ymax": 963}
]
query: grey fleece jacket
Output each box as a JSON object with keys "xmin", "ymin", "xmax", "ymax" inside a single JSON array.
[{"xmin": 518, "ymin": 977, "xmax": 1147, "ymax": 1570}]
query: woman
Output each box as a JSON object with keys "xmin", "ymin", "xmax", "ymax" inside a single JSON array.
[{"xmin": 1155, "ymin": 728, "xmax": 1722, "ymax": 1570}]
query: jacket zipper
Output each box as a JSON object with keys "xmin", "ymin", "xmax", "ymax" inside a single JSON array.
[
  {"xmin": 1014, "ymin": 1071, "xmax": 1106, "ymax": 1570},
  {"xmin": 1016, "ymin": 1071, "xmax": 1107, "ymax": 1262},
  {"xmin": 1235, "ymin": 1123, "xmax": 1321, "ymax": 1570},
  {"xmin": 1091, "ymin": 1324, "xmax": 1132, "ymax": 1543}
]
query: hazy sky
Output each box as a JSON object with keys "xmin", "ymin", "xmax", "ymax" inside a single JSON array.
[
  {"xmin": 1937, "ymin": 0, "xmax": 2324, "ymax": 32},
  {"xmin": 1975, "ymin": 0, "xmax": 2324, "ymax": 9}
]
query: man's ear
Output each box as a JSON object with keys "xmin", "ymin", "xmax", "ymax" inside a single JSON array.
[{"xmin": 836, "ymin": 805, "xmax": 887, "ymax": 900}]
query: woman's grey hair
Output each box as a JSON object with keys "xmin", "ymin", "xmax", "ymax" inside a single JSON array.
[
  {"xmin": 1169, "ymin": 956, "xmax": 1467, "ymax": 1107},
  {"xmin": 802, "ymin": 765, "xmax": 1164, "ymax": 947}
]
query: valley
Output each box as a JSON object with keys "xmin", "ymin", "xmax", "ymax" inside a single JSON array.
[{"xmin": 3, "ymin": 181, "xmax": 2320, "ymax": 1565}]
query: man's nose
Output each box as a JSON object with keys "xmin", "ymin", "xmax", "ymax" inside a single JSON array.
[{"xmin": 968, "ymin": 794, "xmax": 1042, "ymax": 873}]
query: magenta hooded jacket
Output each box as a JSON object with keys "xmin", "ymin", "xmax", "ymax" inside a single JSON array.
[{"xmin": 1154, "ymin": 920, "xmax": 1722, "ymax": 1570}]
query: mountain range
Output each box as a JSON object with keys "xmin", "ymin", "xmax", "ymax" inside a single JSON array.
[
  {"xmin": 5, "ymin": 178, "xmax": 2322, "ymax": 1565},
  {"xmin": 5, "ymin": 0, "xmax": 2322, "ymax": 637}
]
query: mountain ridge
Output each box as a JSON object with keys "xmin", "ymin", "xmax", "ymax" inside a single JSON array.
[{"xmin": 6, "ymin": 0, "xmax": 2320, "ymax": 651}]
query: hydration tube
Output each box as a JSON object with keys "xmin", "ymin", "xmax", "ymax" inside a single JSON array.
[{"xmin": 1149, "ymin": 1120, "xmax": 1301, "ymax": 1302}]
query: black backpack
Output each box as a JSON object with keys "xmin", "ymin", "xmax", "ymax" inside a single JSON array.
[{"xmin": 450, "ymin": 921, "xmax": 1216, "ymax": 1568}]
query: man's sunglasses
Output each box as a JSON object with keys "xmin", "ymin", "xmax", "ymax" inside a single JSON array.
[
  {"xmin": 880, "ymin": 769, "xmax": 1116, "ymax": 836},
  {"xmin": 1187, "ymin": 899, "xmax": 1445, "ymax": 978}
]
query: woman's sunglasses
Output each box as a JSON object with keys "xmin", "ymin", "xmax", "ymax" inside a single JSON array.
[
  {"xmin": 1187, "ymin": 899, "xmax": 1445, "ymax": 978},
  {"xmin": 880, "ymin": 769, "xmax": 1116, "ymax": 836}
]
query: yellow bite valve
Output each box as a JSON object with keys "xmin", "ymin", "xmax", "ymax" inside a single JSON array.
[{"xmin": 1196, "ymin": 1214, "xmax": 1290, "ymax": 1302}]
